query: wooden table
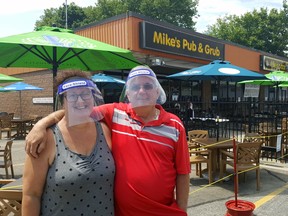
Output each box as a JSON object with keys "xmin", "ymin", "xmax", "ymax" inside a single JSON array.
[
  {"xmin": 0, "ymin": 178, "xmax": 22, "ymax": 215},
  {"xmin": 11, "ymin": 118, "xmax": 33, "ymax": 140},
  {"xmin": 192, "ymin": 138, "xmax": 236, "ymax": 180}
]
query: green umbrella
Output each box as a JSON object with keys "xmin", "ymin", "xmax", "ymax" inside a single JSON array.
[
  {"xmin": 0, "ymin": 26, "xmax": 139, "ymax": 77},
  {"xmin": 265, "ymin": 70, "xmax": 288, "ymax": 81},
  {"xmin": 0, "ymin": 73, "xmax": 23, "ymax": 83},
  {"xmin": 238, "ymin": 79, "xmax": 288, "ymax": 86},
  {"xmin": 238, "ymin": 70, "xmax": 288, "ymax": 101}
]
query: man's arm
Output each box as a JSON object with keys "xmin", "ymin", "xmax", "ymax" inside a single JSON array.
[
  {"xmin": 176, "ymin": 174, "xmax": 190, "ymax": 212},
  {"xmin": 25, "ymin": 110, "xmax": 64, "ymax": 158}
]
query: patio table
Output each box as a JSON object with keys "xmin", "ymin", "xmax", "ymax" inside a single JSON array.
[
  {"xmin": 192, "ymin": 138, "xmax": 237, "ymax": 181},
  {"xmin": 11, "ymin": 118, "xmax": 33, "ymax": 140}
]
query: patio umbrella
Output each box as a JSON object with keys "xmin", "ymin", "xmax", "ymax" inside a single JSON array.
[
  {"xmin": 167, "ymin": 60, "xmax": 266, "ymax": 114},
  {"xmin": 265, "ymin": 70, "xmax": 288, "ymax": 81},
  {"xmin": 0, "ymin": 26, "xmax": 139, "ymax": 77},
  {"xmin": 91, "ymin": 73, "xmax": 125, "ymax": 90},
  {"xmin": 0, "ymin": 73, "xmax": 23, "ymax": 83},
  {"xmin": 3, "ymin": 82, "xmax": 43, "ymax": 119},
  {"xmin": 238, "ymin": 70, "xmax": 288, "ymax": 101},
  {"xmin": 0, "ymin": 26, "xmax": 139, "ymax": 108},
  {"xmin": 167, "ymin": 60, "xmax": 266, "ymax": 82}
]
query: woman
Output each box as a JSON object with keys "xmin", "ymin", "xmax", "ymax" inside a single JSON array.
[{"xmin": 22, "ymin": 70, "xmax": 115, "ymax": 216}]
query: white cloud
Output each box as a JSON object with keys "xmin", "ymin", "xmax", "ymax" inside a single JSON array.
[
  {"xmin": 0, "ymin": 0, "xmax": 97, "ymax": 15},
  {"xmin": 0, "ymin": 0, "xmax": 97, "ymax": 37},
  {"xmin": 0, "ymin": 0, "xmax": 284, "ymax": 37},
  {"xmin": 195, "ymin": 0, "xmax": 283, "ymax": 33}
]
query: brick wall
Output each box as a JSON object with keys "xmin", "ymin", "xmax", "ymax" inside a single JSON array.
[{"xmin": 0, "ymin": 70, "xmax": 53, "ymax": 119}]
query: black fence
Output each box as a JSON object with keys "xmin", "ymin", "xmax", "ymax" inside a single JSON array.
[{"xmin": 163, "ymin": 100, "xmax": 288, "ymax": 162}]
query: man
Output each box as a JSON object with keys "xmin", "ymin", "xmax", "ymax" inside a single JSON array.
[{"xmin": 26, "ymin": 65, "xmax": 190, "ymax": 216}]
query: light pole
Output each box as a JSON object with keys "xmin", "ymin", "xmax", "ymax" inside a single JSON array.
[{"xmin": 65, "ymin": 0, "xmax": 68, "ymax": 29}]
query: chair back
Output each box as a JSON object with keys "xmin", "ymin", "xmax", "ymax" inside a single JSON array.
[
  {"xmin": 243, "ymin": 133, "xmax": 263, "ymax": 143},
  {"xmin": 236, "ymin": 142, "xmax": 263, "ymax": 165},
  {"xmin": 3, "ymin": 140, "xmax": 13, "ymax": 164},
  {"xmin": 0, "ymin": 115, "xmax": 12, "ymax": 128},
  {"xmin": 188, "ymin": 130, "xmax": 209, "ymax": 142},
  {"xmin": 0, "ymin": 140, "xmax": 14, "ymax": 178}
]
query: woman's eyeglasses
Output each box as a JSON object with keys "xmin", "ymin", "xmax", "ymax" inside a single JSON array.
[
  {"xmin": 130, "ymin": 83, "xmax": 154, "ymax": 91},
  {"xmin": 65, "ymin": 91, "xmax": 93, "ymax": 102}
]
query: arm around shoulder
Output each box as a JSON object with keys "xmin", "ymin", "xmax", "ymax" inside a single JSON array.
[{"xmin": 25, "ymin": 110, "xmax": 64, "ymax": 157}]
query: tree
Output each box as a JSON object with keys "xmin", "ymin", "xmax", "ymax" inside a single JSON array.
[
  {"xmin": 35, "ymin": 3, "xmax": 88, "ymax": 29},
  {"xmin": 95, "ymin": 0, "xmax": 199, "ymax": 29},
  {"xmin": 205, "ymin": 0, "xmax": 288, "ymax": 57},
  {"xmin": 35, "ymin": 0, "xmax": 199, "ymax": 31}
]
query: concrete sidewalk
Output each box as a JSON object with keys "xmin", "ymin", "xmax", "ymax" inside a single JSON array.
[
  {"xmin": 1, "ymin": 139, "xmax": 288, "ymax": 216},
  {"xmin": 187, "ymin": 159, "xmax": 288, "ymax": 216}
]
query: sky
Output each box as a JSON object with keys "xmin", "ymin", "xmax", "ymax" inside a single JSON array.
[{"xmin": 0, "ymin": 0, "xmax": 284, "ymax": 38}]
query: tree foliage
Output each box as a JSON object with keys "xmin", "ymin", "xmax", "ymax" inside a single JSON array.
[
  {"xmin": 35, "ymin": 0, "xmax": 199, "ymax": 30},
  {"xmin": 205, "ymin": 0, "xmax": 288, "ymax": 57}
]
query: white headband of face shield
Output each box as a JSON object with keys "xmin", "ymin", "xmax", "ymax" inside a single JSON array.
[{"xmin": 55, "ymin": 78, "xmax": 104, "ymax": 126}]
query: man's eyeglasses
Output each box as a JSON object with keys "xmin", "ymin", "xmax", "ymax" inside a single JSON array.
[
  {"xmin": 65, "ymin": 91, "xmax": 93, "ymax": 102},
  {"xmin": 130, "ymin": 83, "xmax": 154, "ymax": 91}
]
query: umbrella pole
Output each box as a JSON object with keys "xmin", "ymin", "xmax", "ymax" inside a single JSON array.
[
  {"xmin": 19, "ymin": 91, "xmax": 22, "ymax": 119},
  {"xmin": 52, "ymin": 59, "xmax": 57, "ymax": 111},
  {"xmin": 232, "ymin": 137, "xmax": 238, "ymax": 206}
]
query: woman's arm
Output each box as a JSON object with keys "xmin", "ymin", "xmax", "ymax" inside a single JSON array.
[
  {"xmin": 25, "ymin": 110, "xmax": 64, "ymax": 158},
  {"xmin": 22, "ymin": 129, "xmax": 55, "ymax": 216}
]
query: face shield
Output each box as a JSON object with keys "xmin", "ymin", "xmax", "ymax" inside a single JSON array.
[
  {"xmin": 119, "ymin": 66, "xmax": 166, "ymax": 108},
  {"xmin": 56, "ymin": 78, "xmax": 104, "ymax": 127}
]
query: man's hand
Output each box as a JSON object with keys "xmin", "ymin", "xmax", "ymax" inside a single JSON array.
[{"xmin": 25, "ymin": 126, "xmax": 48, "ymax": 158}]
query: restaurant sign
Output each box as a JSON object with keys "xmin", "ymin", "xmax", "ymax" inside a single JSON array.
[
  {"xmin": 260, "ymin": 55, "xmax": 288, "ymax": 72},
  {"xmin": 139, "ymin": 21, "xmax": 224, "ymax": 61}
]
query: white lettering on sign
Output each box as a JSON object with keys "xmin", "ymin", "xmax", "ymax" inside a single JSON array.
[{"xmin": 32, "ymin": 97, "xmax": 53, "ymax": 104}]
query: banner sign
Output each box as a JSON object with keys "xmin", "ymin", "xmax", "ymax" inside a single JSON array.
[{"xmin": 244, "ymin": 84, "xmax": 260, "ymax": 98}]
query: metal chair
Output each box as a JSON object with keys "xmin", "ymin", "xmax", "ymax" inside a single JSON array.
[
  {"xmin": 0, "ymin": 140, "xmax": 14, "ymax": 178},
  {"xmin": 219, "ymin": 141, "xmax": 263, "ymax": 191}
]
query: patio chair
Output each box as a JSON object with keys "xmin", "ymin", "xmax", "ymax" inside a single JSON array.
[
  {"xmin": 0, "ymin": 179, "xmax": 22, "ymax": 216},
  {"xmin": 0, "ymin": 140, "xmax": 14, "ymax": 178},
  {"xmin": 0, "ymin": 115, "xmax": 13, "ymax": 139},
  {"xmin": 219, "ymin": 141, "xmax": 263, "ymax": 191},
  {"xmin": 189, "ymin": 144, "xmax": 212, "ymax": 183},
  {"xmin": 187, "ymin": 130, "xmax": 212, "ymax": 183},
  {"xmin": 243, "ymin": 132, "xmax": 263, "ymax": 143}
]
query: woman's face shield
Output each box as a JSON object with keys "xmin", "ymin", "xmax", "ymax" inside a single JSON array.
[{"xmin": 56, "ymin": 79, "xmax": 104, "ymax": 127}]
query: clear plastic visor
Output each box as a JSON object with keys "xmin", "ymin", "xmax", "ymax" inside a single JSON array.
[
  {"xmin": 55, "ymin": 79, "xmax": 104, "ymax": 127},
  {"xmin": 120, "ymin": 76, "xmax": 166, "ymax": 108}
]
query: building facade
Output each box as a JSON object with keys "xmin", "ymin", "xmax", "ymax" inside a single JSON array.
[{"xmin": 0, "ymin": 11, "xmax": 287, "ymax": 119}]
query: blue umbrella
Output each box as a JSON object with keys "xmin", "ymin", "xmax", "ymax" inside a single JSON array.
[
  {"xmin": 167, "ymin": 60, "xmax": 266, "ymax": 117},
  {"xmin": 4, "ymin": 82, "xmax": 43, "ymax": 118},
  {"xmin": 167, "ymin": 60, "xmax": 266, "ymax": 82},
  {"xmin": 91, "ymin": 73, "xmax": 125, "ymax": 90}
]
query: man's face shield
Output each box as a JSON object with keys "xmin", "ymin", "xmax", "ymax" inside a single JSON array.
[
  {"xmin": 56, "ymin": 78, "xmax": 104, "ymax": 126},
  {"xmin": 119, "ymin": 66, "xmax": 166, "ymax": 108}
]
